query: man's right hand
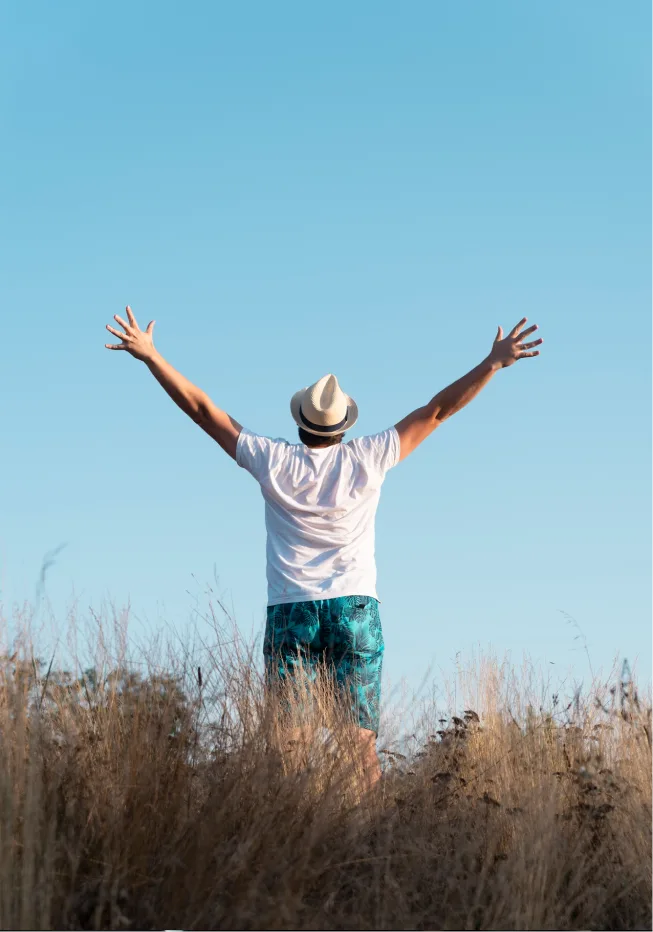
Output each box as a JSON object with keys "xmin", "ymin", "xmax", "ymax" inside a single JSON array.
[
  {"xmin": 105, "ymin": 305, "xmax": 156, "ymax": 362},
  {"xmin": 488, "ymin": 317, "xmax": 543, "ymax": 369}
]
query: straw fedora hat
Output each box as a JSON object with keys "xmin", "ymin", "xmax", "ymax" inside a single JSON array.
[{"xmin": 290, "ymin": 373, "xmax": 358, "ymax": 437}]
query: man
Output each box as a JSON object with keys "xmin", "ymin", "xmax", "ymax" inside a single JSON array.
[{"xmin": 105, "ymin": 307, "xmax": 542, "ymax": 787}]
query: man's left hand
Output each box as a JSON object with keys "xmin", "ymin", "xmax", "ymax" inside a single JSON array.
[{"xmin": 488, "ymin": 317, "xmax": 543, "ymax": 369}]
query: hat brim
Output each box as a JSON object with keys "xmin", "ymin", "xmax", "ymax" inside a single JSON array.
[{"xmin": 290, "ymin": 388, "xmax": 359, "ymax": 436}]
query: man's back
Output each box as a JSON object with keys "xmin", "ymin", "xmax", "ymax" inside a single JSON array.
[{"xmin": 236, "ymin": 427, "xmax": 400, "ymax": 605}]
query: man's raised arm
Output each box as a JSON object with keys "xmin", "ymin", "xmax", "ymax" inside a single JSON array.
[
  {"xmin": 105, "ymin": 306, "xmax": 242, "ymax": 460},
  {"xmin": 394, "ymin": 317, "xmax": 543, "ymax": 462}
]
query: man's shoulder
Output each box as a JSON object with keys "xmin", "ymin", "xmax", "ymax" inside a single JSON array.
[
  {"xmin": 236, "ymin": 429, "xmax": 292, "ymax": 474},
  {"xmin": 345, "ymin": 427, "xmax": 399, "ymax": 453},
  {"xmin": 345, "ymin": 428, "xmax": 400, "ymax": 471},
  {"xmin": 239, "ymin": 428, "xmax": 291, "ymax": 448}
]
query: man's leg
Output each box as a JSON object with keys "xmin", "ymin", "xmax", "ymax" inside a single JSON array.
[
  {"xmin": 354, "ymin": 725, "xmax": 382, "ymax": 790},
  {"xmin": 264, "ymin": 600, "xmax": 321, "ymax": 772},
  {"xmin": 327, "ymin": 595, "xmax": 385, "ymax": 791}
]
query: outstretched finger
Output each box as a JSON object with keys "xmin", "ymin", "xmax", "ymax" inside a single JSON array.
[
  {"xmin": 509, "ymin": 317, "xmax": 528, "ymax": 338},
  {"xmin": 106, "ymin": 325, "xmax": 127, "ymax": 340},
  {"xmin": 516, "ymin": 324, "xmax": 538, "ymax": 340},
  {"xmin": 146, "ymin": 320, "xmax": 156, "ymax": 335},
  {"xmin": 114, "ymin": 314, "xmax": 130, "ymax": 332},
  {"xmin": 494, "ymin": 325, "xmax": 503, "ymax": 342},
  {"xmin": 105, "ymin": 343, "xmax": 127, "ymax": 350},
  {"xmin": 519, "ymin": 338, "xmax": 543, "ymax": 350},
  {"xmin": 126, "ymin": 305, "xmax": 139, "ymax": 328},
  {"xmin": 518, "ymin": 350, "xmax": 540, "ymax": 358}
]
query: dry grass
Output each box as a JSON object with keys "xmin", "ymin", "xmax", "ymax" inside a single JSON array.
[{"xmin": 0, "ymin": 598, "xmax": 650, "ymax": 931}]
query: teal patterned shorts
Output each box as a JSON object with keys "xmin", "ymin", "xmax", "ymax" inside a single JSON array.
[{"xmin": 264, "ymin": 595, "xmax": 384, "ymax": 735}]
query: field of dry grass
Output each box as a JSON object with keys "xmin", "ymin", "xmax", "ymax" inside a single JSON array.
[{"xmin": 0, "ymin": 599, "xmax": 650, "ymax": 931}]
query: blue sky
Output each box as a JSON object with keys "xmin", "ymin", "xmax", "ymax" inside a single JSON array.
[{"xmin": 1, "ymin": 1, "xmax": 650, "ymax": 703}]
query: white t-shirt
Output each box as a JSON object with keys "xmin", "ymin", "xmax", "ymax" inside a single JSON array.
[{"xmin": 236, "ymin": 427, "xmax": 400, "ymax": 606}]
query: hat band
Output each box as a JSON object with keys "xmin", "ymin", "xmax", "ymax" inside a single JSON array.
[{"xmin": 299, "ymin": 405, "xmax": 349, "ymax": 434}]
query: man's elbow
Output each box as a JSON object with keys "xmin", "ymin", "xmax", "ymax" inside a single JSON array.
[
  {"xmin": 193, "ymin": 393, "xmax": 212, "ymax": 424},
  {"xmin": 427, "ymin": 407, "xmax": 444, "ymax": 428}
]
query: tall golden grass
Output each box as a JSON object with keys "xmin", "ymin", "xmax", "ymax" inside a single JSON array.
[{"xmin": 0, "ymin": 598, "xmax": 650, "ymax": 931}]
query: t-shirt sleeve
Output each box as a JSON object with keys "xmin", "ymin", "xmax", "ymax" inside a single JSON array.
[
  {"xmin": 348, "ymin": 427, "xmax": 401, "ymax": 476},
  {"xmin": 236, "ymin": 428, "xmax": 286, "ymax": 483}
]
